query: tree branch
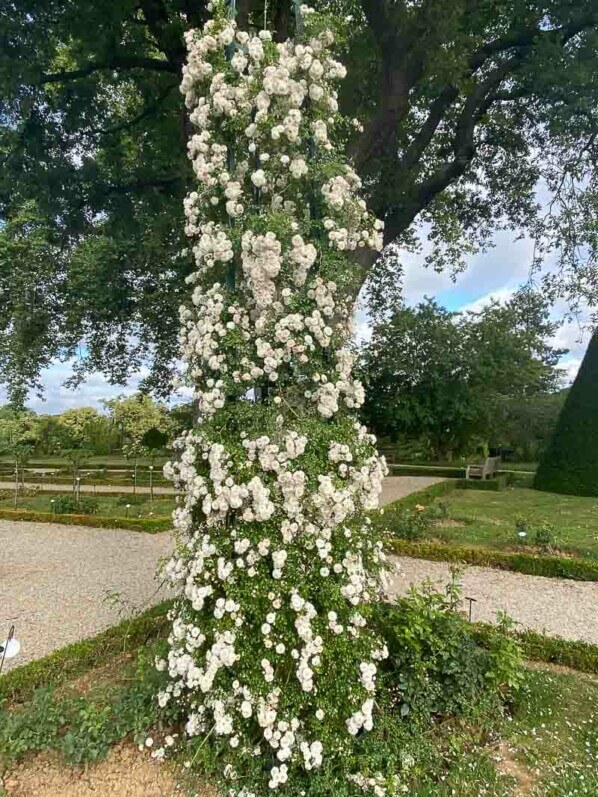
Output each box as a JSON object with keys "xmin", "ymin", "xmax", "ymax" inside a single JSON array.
[
  {"xmin": 137, "ymin": 0, "xmax": 186, "ymax": 68},
  {"xmin": 105, "ymin": 176, "xmax": 183, "ymax": 195},
  {"xmin": 351, "ymin": 1, "xmax": 421, "ymax": 170},
  {"xmin": 384, "ymin": 58, "xmax": 518, "ymax": 242},
  {"xmin": 470, "ymin": 12, "xmax": 598, "ymax": 69},
  {"xmin": 40, "ymin": 56, "xmax": 177, "ymax": 83},
  {"xmin": 84, "ymin": 82, "xmax": 177, "ymax": 138}
]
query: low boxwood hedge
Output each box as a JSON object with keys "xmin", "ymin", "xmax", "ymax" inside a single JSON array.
[
  {"xmin": 473, "ymin": 624, "xmax": 598, "ymax": 674},
  {"xmin": 3, "ymin": 600, "xmax": 595, "ymax": 712},
  {"xmin": 389, "ymin": 539, "xmax": 598, "ymax": 581},
  {"xmin": 390, "ymin": 464, "xmax": 466, "ymax": 478},
  {"xmin": 0, "ymin": 601, "xmax": 173, "ymax": 705},
  {"xmin": 454, "ymin": 474, "xmax": 510, "ymax": 491},
  {"xmin": 0, "ymin": 508, "xmax": 171, "ymax": 533}
]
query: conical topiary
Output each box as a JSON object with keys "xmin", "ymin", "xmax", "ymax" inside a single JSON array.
[{"xmin": 534, "ymin": 329, "xmax": 598, "ymax": 496}]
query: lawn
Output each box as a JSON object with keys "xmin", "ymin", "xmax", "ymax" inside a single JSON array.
[
  {"xmin": 0, "ymin": 492, "xmax": 175, "ymax": 519},
  {"xmin": 433, "ymin": 487, "xmax": 598, "ymax": 559}
]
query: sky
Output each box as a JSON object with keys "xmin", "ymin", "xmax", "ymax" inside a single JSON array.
[{"xmin": 1, "ymin": 228, "xmax": 590, "ymax": 414}]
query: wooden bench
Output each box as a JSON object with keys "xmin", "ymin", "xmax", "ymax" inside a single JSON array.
[{"xmin": 466, "ymin": 456, "xmax": 501, "ymax": 480}]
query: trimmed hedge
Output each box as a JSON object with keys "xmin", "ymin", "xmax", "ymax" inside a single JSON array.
[
  {"xmin": 454, "ymin": 474, "xmax": 510, "ymax": 491},
  {"xmin": 0, "ymin": 475, "xmax": 171, "ymax": 487},
  {"xmin": 473, "ymin": 624, "xmax": 598, "ymax": 675},
  {"xmin": 0, "ymin": 601, "xmax": 173, "ymax": 704},
  {"xmin": 0, "ymin": 508, "xmax": 171, "ymax": 533},
  {"xmin": 389, "ymin": 539, "xmax": 598, "ymax": 581},
  {"xmin": 535, "ymin": 330, "xmax": 598, "ymax": 497},
  {"xmin": 390, "ymin": 464, "xmax": 466, "ymax": 478}
]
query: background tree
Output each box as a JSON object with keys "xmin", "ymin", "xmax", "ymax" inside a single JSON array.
[
  {"xmin": 104, "ymin": 393, "xmax": 173, "ymax": 490},
  {"xmin": 534, "ymin": 329, "xmax": 598, "ymax": 496},
  {"xmin": 1, "ymin": 0, "xmax": 597, "ymax": 401},
  {"xmin": 359, "ymin": 293, "xmax": 564, "ymax": 459},
  {"xmin": 0, "ymin": 405, "xmax": 41, "ymax": 450},
  {"xmin": 495, "ymin": 391, "xmax": 567, "ymax": 462},
  {"xmin": 56, "ymin": 406, "xmax": 111, "ymax": 451},
  {"xmin": 104, "ymin": 393, "xmax": 173, "ymax": 451}
]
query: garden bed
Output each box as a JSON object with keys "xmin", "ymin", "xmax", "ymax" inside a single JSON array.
[
  {"xmin": 379, "ymin": 481, "xmax": 598, "ymax": 574},
  {"xmin": 2, "ymin": 602, "xmax": 597, "ymax": 797}
]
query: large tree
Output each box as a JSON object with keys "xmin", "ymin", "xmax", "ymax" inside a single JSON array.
[
  {"xmin": 359, "ymin": 293, "xmax": 564, "ymax": 458},
  {"xmin": 1, "ymin": 0, "xmax": 597, "ymax": 400}
]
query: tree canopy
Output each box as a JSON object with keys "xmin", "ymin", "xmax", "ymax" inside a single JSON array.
[
  {"xmin": 1, "ymin": 0, "xmax": 597, "ymax": 401},
  {"xmin": 358, "ymin": 293, "xmax": 564, "ymax": 458}
]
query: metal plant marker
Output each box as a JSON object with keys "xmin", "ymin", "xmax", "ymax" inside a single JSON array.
[
  {"xmin": 0, "ymin": 625, "xmax": 20, "ymax": 674},
  {"xmin": 465, "ymin": 596, "xmax": 478, "ymax": 622}
]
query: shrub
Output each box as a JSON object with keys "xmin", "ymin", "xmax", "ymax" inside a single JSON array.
[
  {"xmin": 52, "ymin": 494, "xmax": 100, "ymax": 515},
  {"xmin": 513, "ymin": 518, "xmax": 561, "ymax": 551},
  {"xmin": 115, "ymin": 494, "xmax": 145, "ymax": 506},
  {"xmin": 534, "ymin": 521, "xmax": 560, "ymax": 551},
  {"xmin": 385, "ymin": 504, "xmax": 435, "ymax": 540},
  {"xmin": 372, "ymin": 584, "xmax": 524, "ymax": 721}
]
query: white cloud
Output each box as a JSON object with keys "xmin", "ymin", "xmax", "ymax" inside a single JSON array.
[{"xmin": 458, "ymin": 286, "xmax": 518, "ymax": 314}]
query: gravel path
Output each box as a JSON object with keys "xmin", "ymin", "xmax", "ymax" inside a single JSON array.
[
  {"xmin": 384, "ymin": 557, "xmax": 598, "ymax": 645},
  {"xmin": 2, "ymin": 476, "xmax": 597, "ymax": 672},
  {"xmin": 0, "ymin": 521, "xmax": 172, "ymax": 671},
  {"xmin": 0, "ymin": 474, "xmax": 446, "ymax": 499},
  {"xmin": 380, "ymin": 475, "xmax": 445, "ymax": 505}
]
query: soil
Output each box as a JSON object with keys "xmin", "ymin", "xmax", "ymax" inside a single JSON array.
[
  {"xmin": 1, "ymin": 743, "xmax": 217, "ymax": 797},
  {"xmin": 493, "ymin": 740, "xmax": 537, "ymax": 795}
]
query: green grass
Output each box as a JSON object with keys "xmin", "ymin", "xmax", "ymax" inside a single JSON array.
[
  {"xmin": 0, "ymin": 492, "xmax": 174, "ymax": 519},
  {"xmin": 506, "ymin": 667, "xmax": 598, "ymax": 796},
  {"xmin": 434, "ymin": 487, "xmax": 598, "ymax": 559}
]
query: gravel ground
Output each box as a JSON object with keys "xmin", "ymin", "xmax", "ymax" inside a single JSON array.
[
  {"xmin": 379, "ymin": 475, "xmax": 445, "ymax": 505},
  {"xmin": 384, "ymin": 557, "xmax": 598, "ymax": 645},
  {"xmin": 2, "ymin": 476, "xmax": 597, "ymax": 674},
  {"xmin": 0, "ymin": 521, "xmax": 172, "ymax": 672}
]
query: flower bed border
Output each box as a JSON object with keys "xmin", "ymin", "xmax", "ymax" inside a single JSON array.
[
  {"xmin": 0, "ymin": 508, "xmax": 171, "ymax": 533},
  {"xmin": 0, "ymin": 602, "xmax": 173, "ymax": 704},
  {"xmin": 382, "ymin": 481, "xmax": 598, "ymax": 581},
  {"xmin": 389, "ymin": 538, "xmax": 598, "ymax": 582},
  {"xmin": 3, "ymin": 601, "xmax": 596, "ymax": 709}
]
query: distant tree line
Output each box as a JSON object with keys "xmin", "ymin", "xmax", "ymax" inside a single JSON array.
[
  {"xmin": 358, "ymin": 292, "xmax": 568, "ymax": 462},
  {"xmin": 0, "ymin": 393, "xmax": 193, "ymax": 460}
]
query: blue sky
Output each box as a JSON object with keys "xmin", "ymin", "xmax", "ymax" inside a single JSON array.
[{"xmin": 1, "ymin": 228, "xmax": 590, "ymax": 414}]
